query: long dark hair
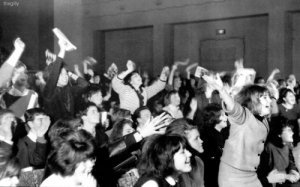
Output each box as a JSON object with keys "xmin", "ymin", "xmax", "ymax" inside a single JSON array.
[
  {"xmin": 138, "ymin": 134, "xmax": 187, "ymax": 178},
  {"xmin": 277, "ymin": 88, "xmax": 294, "ymax": 105},
  {"xmin": 268, "ymin": 116, "xmax": 293, "ymax": 148}
]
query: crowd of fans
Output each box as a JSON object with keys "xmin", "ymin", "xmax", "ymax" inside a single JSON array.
[{"xmin": 0, "ymin": 35, "xmax": 299, "ymax": 187}]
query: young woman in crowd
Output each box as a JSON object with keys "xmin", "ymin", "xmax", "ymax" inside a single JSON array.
[
  {"xmin": 162, "ymin": 91, "xmax": 184, "ymax": 119},
  {"xmin": 203, "ymin": 74, "xmax": 283, "ymax": 187},
  {"xmin": 201, "ymin": 103, "xmax": 228, "ymax": 187},
  {"xmin": 166, "ymin": 118, "xmax": 205, "ymax": 187},
  {"xmin": 112, "ymin": 60, "xmax": 169, "ymax": 114},
  {"xmin": 42, "ymin": 39, "xmax": 89, "ymax": 122},
  {"xmin": 134, "ymin": 134, "xmax": 192, "ymax": 187},
  {"xmin": 0, "ymin": 61, "xmax": 39, "ymax": 119},
  {"xmin": 41, "ymin": 129, "xmax": 96, "ymax": 187},
  {"xmin": 109, "ymin": 119, "xmax": 135, "ymax": 143},
  {"xmin": 276, "ymin": 88, "xmax": 300, "ymax": 145},
  {"xmin": 258, "ymin": 117, "xmax": 300, "ymax": 187}
]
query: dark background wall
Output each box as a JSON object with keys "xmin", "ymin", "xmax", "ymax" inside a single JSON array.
[
  {"xmin": 81, "ymin": 0, "xmax": 300, "ymax": 79},
  {"xmin": 1, "ymin": 0, "xmax": 300, "ymax": 80},
  {"xmin": 0, "ymin": 0, "xmax": 53, "ymax": 70},
  {"xmin": 172, "ymin": 15, "xmax": 267, "ymax": 76}
]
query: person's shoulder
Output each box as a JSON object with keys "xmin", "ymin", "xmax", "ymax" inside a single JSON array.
[
  {"xmin": 141, "ymin": 180, "xmax": 159, "ymax": 187},
  {"xmin": 135, "ymin": 175, "xmax": 161, "ymax": 187},
  {"xmin": 40, "ymin": 174, "xmax": 65, "ymax": 187}
]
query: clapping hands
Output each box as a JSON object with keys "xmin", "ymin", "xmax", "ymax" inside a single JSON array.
[{"xmin": 286, "ymin": 170, "xmax": 300, "ymax": 183}]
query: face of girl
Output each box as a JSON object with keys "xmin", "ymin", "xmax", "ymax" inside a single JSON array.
[
  {"xmin": 130, "ymin": 73, "xmax": 142, "ymax": 87},
  {"xmin": 137, "ymin": 109, "xmax": 152, "ymax": 127},
  {"xmin": 217, "ymin": 111, "xmax": 228, "ymax": 129},
  {"xmin": 170, "ymin": 93, "xmax": 181, "ymax": 107},
  {"xmin": 173, "ymin": 77, "xmax": 182, "ymax": 90},
  {"xmin": 13, "ymin": 67, "xmax": 28, "ymax": 87},
  {"xmin": 89, "ymin": 91, "xmax": 103, "ymax": 106},
  {"xmin": 284, "ymin": 92, "xmax": 296, "ymax": 106},
  {"xmin": 173, "ymin": 145, "xmax": 192, "ymax": 173},
  {"xmin": 280, "ymin": 126, "xmax": 294, "ymax": 144},
  {"xmin": 122, "ymin": 123, "xmax": 134, "ymax": 136},
  {"xmin": 186, "ymin": 129, "xmax": 203, "ymax": 153},
  {"xmin": 83, "ymin": 106, "xmax": 100, "ymax": 124},
  {"xmin": 259, "ymin": 92, "xmax": 272, "ymax": 116}
]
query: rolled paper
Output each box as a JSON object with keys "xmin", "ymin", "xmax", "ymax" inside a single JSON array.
[{"xmin": 53, "ymin": 28, "xmax": 77, "ymax": 51}]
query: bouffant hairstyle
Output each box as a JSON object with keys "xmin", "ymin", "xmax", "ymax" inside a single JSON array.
[
  {"xmin": 24, "ymin": 108, "xmax": 47, "ymax": 123},
  {"xmin": 82, "ymin": 85, "xmax": 103, "ymax": 103},
  {"xmin": 112, "ymin": 108, "xmax": 131, "ymax": 123},
  {"xmin": 166, "ymin": 118, "xmax": 197, "ymax": 137},
  {"xmin": 76, "ymin": 102, "xmax": 99, "ymax": 118},
  {"xmin": 202, "ymin": 103, "xmax": 223, "ymax": 128},
  {"xmin": 47, "ymin": 119, "xmax": 77, "ymax": 150},
  {"xmin": 138, "ymin": 134, "xmax": 187, "ymax": 178},
  {"xmin": 132, "ymin": 106, "xmax": 150, "ymax": 124},
  {"xmin": 47, "ymin": 129, "xmax": 95, "ymax": 176},
  {"xmin": 268, "ymin": 116, "xmax": 294, "ymax": 148},
  {"xmin": 123, "ymin": 71, "xmax": 139, "ymax": 86},
  {"xmin": 277, "ymin": 88, "xmax": 294, "ymax": 105},
  {"xmin": 234, "ymin": 84, "xmax": 269, "ymax": 115},
  {"xmin": 109, "ymin": 119, "xmax": 134, "ymax": 143}
]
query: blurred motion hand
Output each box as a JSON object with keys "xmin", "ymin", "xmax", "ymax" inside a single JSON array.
[{"xmin": 14, "ymin": 37, "xmax": 25, "ymax": 51}]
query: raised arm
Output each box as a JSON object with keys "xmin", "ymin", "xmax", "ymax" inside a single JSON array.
[
  {"xmin": 203, "ymin": 74, "xmax": 235, "ymax": 112},
  {"xmin": 0, "ymin": 38, "xmax": 25, "ymax": 88},
  {"xmin": 167, "ymin": 64, "xmax": 177, "ymax": 86},
  {"xmin": 111, "ymin": 60, "xmax": 135, "ymax": 93},
  {"xmin": 42, "ymin": 40, "xmax": 67, "ymax": 99},
  {"xmin": 267, "ymin": 68, "xmax": 280, "ymax": 83},
  {"xmin": 145, "ymin": 66, "xmax": 169, "ymax": 99}
]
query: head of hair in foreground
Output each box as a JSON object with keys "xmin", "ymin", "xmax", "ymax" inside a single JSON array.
[
  {"xmin": 0, "ymin": 148, "xmax": 20, "ymax": 187},
  {"xmin": 47, "ymin": 129, "xmax": 95, "ymax": 177},
  {"xmin": 138, "ymin": 134, "xmax": 191, "ymax": 180}
]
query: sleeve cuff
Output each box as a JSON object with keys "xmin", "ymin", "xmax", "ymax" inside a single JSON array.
[
  {"xmin": 222, "ymin": 101, "xmax": 237, "ymax": 115},
  {"xmin": 37, "ymin": 137, "xmax": 47, "ymax": 144},
  {"xmin": 117, "ymin": 75, "xmax": 123, "ymax": 80},
  {"xmin": 159, "ymin": 78, "xmax": 167, "ymax": 82}
]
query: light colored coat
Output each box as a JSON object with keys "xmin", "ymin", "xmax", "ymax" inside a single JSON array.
[
  {"xmin": 112, "ymin": 76, "xmax": 166, "ymax": 113},
  {"xmin": 221, "ymin": 102, "xmax": 269, "ymax": 171}
]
